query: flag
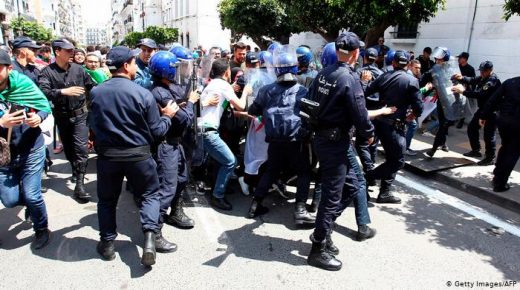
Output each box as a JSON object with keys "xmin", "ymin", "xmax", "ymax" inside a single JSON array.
[{"xmin": 0, "ymin": 70, "xmax": 51, "ymax": 113}]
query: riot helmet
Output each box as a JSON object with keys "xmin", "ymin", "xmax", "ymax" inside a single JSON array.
[
  {"xmin": 149, "ymin": 51, "xmax": 178, "ymax": 82},
  {"xmin": 267, "ymin": 41, "xmax": 282, "ymax": 54},
  {"xmin": 320, "ymin": 42, "xmax": 337, "ymax": 68},
  {"xmin": 432, "ymin": 47, "xmax": 450, "ymax": 62},
  {"xmin": 296, "ymin": 46, "xmax": 313, "ymax": 67},
  {"xmin": 272, "ymin": 45, "xmax": 298, "ymax": 77},
  {"xmin": 170, "ymin": 46, "xmax": 193, "ymax": 60},
  {"xmin": 258, "ymin": 51, "xmax": 273, "ymax": 68},
  {"xmin": 385, "ymin": 50, "xmax": 396, "ymax": 66},
  {"xmin": 169, "ymin": 46, "xmax": 194, "ymax": 85}
]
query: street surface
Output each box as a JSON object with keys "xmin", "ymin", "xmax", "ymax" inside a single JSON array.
[{"xmin": 0, "ymin": 152, "xmax": 519, "ymax": 289}]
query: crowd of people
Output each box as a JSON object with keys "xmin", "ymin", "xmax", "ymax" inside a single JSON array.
[{"xmin": 0, "ymin": 32, "xmax": 518, "ymax": 271}]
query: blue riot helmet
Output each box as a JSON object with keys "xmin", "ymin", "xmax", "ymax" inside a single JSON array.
[
  {"xmin": 267, "ymin": 41, "xmax": 282, "ymax": 54},
  {"xmin": 258, "ymin": 51, "xmax": 273, "ymax": 68},
  {"xmin": 296, "ymin": 46, "xmax": 313, "ymax": 67},
  {"xmin": 432, "ymin": 46, "xmax": 450, "ymax": 62},
  {"xmin": 169, "ymin": 46, "xmax": 193, "ymax": 60},
  {"xmin": 272, "ymin": 45, "xmax": 298, "ymax": 77},
  {"xmin": 170, "ymin": 42, "xmax": 183, "ymax": 49},
  {"xmin": 149, "ymin": 51, "xmax": 178, "ymax": 82},
  {"xmin": 320, "ymin": 42, "xmax": 337, "ymax": 68},
  {"xmin": 192, "ymin": 51, "xmax": 200, "ymax": 59},
  {"xmin": 385, "ymin": 49, "xmax": 396, "ymax": 66}
]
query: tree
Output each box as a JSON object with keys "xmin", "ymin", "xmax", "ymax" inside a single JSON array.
[
  {"xmin": 218, "ymin": 0, "xmax": 446, "ymax": 47},
  {"xmin": 503, "ymin": 0, "xmax": 520, "ymax": 20},
  {"xmin": 10, "ymin": 17, "xmax": 53, "ymax": 42},
  {"xmin": 218, "ymin": 0, "xmax": 300, "ymax": 49},
  {"xmin": 124, "ymin": 26, "xmax": 178, "ymax": 47}
]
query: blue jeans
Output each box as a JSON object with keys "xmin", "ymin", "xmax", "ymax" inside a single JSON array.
[
  {"xmin": 202, "ymin": 131, "xmax": 236, "ymax": 198},
  {"xmin": 340, "ymin": 146, "xmax": 371, "ymax": 225},
  {"xmin": 406, "ymin": 119, "xmax": 418, "ymax": 149},
  {"xmin": 0, "ymin": 145, "xmax": 48, "ymax": 231}
]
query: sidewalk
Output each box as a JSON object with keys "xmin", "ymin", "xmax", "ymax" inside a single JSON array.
[{"xmin": 404, "ymin": 124, "xmax": 520, "ymax": 214}]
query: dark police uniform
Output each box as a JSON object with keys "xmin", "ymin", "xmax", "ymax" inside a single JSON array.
[
  {"xmin": 39, "ymin": 58, "xmax": 95, "ymax": 184},
  {"xmin": 480, "ymin": 77, "xmax": 520, "ymax": 192},
  {"xmin": 363, "ymin": 52, "xmax": 423, "ymax": 202},
  {"xmin": 13, "ymin": 60, "xmax": 40, "ymax": 85},
  {"xmin": 151, "ymin": 81, "xmax": 195, "ymax": 228},
  {"xmin": 460, "ymin": 71, "xmax": 501, "ymax": 162},
  {"xmin": 90, "ymin": 75, "xmax": 171, "ymax": 244}
]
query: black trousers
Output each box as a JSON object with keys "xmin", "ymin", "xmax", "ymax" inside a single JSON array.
[
  {"xmin": 493, "ymin": 121, "xmax": 520, "ymax": 186},
  {"xmin": 468, "ymin": 110, "xmax": 497, "ymax": 157},
  {"xmin": 433, "ymin": 103, "xmax": 455, "ymax": 150},
  {"xmin": 55, "ymin": 112, "xmax": 89, "ymax": 172}
]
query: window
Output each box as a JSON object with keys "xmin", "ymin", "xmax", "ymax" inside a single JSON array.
[{"xmin": 392, "ymin": 23, "xmax": 419, "ymax": 39}]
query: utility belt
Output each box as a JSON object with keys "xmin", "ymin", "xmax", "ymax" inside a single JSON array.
[
  {"xmin": 375, "ymin": 117, "xmax": 406, "ymax": 132},
  {"xmin": 54, "ymin": 106, "xmax": 88, "ymax": 118},
  {"xmin": 96, "ymin": 145, "xmax": 150, "ymax": 162},
  {"xmin": 200, "ymin": 127, "xmax": 218, "ymax": 134},
  {"xmin": 315, "ymin": 127, "xmax": 349, "ymax": 142}
]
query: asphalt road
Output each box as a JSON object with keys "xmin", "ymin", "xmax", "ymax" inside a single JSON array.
[{"xmin": 0, "ymin": 154, "xmax": 519, "ymax": 289}]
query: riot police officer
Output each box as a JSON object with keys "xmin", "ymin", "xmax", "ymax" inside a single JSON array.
[
  {"xmin": 39, "ymin": 39, "xmax": 95, "ymax": 201},
  {"xmin": 296, "ymin": 45, "xmax": 317, "ymax": 86},
  {"xmin": 480, "ymin": 77, "xmax": 520, "ymax": 192},
  {"xmin": 246, "ymin": 45, "xmax": 314, "ymax": 226},
  {"xmin": 452, "ymin": 61, "xmax": 501, "ymax": 165},
  {"xmin": 362, "ymin": 50, "xmax": 423, "ymax": 203},
  {"xmin": 150, "ymin": 51, "xmax": 198, "ymax": 233},
  {"xmin": 90, "ymin": 46, "xmax": 179, "ymax": 266},
  {"xmin": 306, "ymin": 32, "xmax": 374, "ymax": 271}
]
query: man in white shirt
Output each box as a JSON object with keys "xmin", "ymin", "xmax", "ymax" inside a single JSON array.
[{"xmin": 199, "ymin": 58, "xmax": 247, "ymax": 210}]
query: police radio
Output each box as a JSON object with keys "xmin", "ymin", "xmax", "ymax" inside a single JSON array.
[{"xmin": 299, "ymin": 98, "xmax": 320, "ymax": 129}]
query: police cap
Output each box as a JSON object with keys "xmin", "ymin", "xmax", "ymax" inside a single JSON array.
[
  {"xmin": 137, "ymin": 38, "xmax": 157, "ymax": 49},
  {"xmin": 0, "ymin": 50, "xmax": 12, "ymax": 65},
  {"xmin": 394, "ymin": 50, "xmax": 410, "ymax": 65},
  {"xmin": 366, "ymin": 47, "xmax": 378, "ymax": 60},
  {"xmin": 106, "ymin": 46, "xmax": 140, "ymax": 70},
  {"xmin": 335, "ymin": 32, "xmax": 360, "ymax": 53},
  {"xmin": 51, "ymin": 38, "xmax": 74, "ymax": 50},
  {"xmin": 12, "ymin": 36, "xmax": 41, "ymax": 50},
  {"xmin": 246, "ymin": 52, "xmax": 258, "ymax": 64},
  {"xmin": 478, "ymin": 60, "xmax": 493, "ymax": 71}
]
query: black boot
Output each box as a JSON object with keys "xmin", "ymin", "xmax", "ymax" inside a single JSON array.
[
  {"xmin": 247, "ymin": 197, "xmax": 269, "ymax": 218},
  {"xmin": 294, "ymin": 202, "xmax": 315, "ymax": 226},
  {"xmin": 165, "ymin": 197, "xmax": 195, "ymax": 229},
  {"xmin": 377, "ymin": 185, "xmax": 401, "ymax": 204},
  {"xmin": 141, "ymin": 231, "xmax": 156, "ymax": 266},
  {"xmin": 356, "ymin": 225, "xmax": 377, "ymax": 241},
  {"xmin": 155, "ymin": 232, "xmax": 177, "ymax": 253},
  {"xmin": 97, "ymin": 240, "xmax": 116, "ymax": 260},
  {"xmin": 325, "ymin": 234, "xmax": 339, "ymax": 255},
  {"xmin": 70, "ymin": 164, "xmax": 77, "ymax": 183},
  {"xmin": 307, "ymin": 234, "xmax": 342, "ymax": 271},
  {"xmin": 477, "ymin": 156, "xmax": 495, "ymax": 166},
  {"xmin": 32, "ymin": 228, "xmax": 50, "ymax": 250},
  {"xmin": 74, "ymin": 163, "xmax": 91, "ymax": 200}
]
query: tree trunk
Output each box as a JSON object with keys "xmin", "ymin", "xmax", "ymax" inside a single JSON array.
[{"xmin": 364, "ymin": 21, "xmax": 391, "ymax": 47}]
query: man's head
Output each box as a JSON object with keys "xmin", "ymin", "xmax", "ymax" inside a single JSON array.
[
  {"xmin": 478, "ymin": 61, "xmax": 493, "ymax": 78},
  {"xmin": 365, "ymin": 47, "xmax": 378, "ymax": 64},
  {"xmin": 51, "ymin": 38, "xmax": 75, "ymax": 63},
  {"xmin": 73, "ymin": 48, "xmax": 86, "ymax": 65},
  {"xmin": 432, "ymin": 46, "xmax": 450, "ymax": 65},
  {"xmin": 106, "ymin": 46, "xmax": 139, "ymax": 79},
  {"xmin": 458, "ymin": 52, "xmax": 469, "ymax": 66},
  {"xmin": 209, "ymin": 46, "xmax": 221, "ymax": 59},
  {"xmin": 392, "ymin": 50, "xmax": 410, "ymax": 69},
  {"xmin": 378, "ymin": 37, "xmax": 385, "ymax": 46},
  {"xmin": 85, "ymin": 53, "xmax": 101, "ymax": 70},
  {"xmin": 38, "ymin": 46, "xmax": 52, "ymax": 59},
  {"xmin": 137, "ymin": 38, "xmax": 158, "ymax": 64},
  {"xmin": 12, "ymin": 36, "xmax": 41, "ymax": 63},
  {"xmin": 0, "ymin": 50, "xmax": 13, "ymax": 89},
  {"xmin": 335, "ymin": 32, "xmax": 361, "ymax": 65},
  {"xmin": 409, "ymin": 59, "xmax": 421, "ymax": 78},
  {"xmin": 233, "ymin": 42, "xmax": 247, "ymax": 64},
  {"xmin": 423, "ymin": 47, "xmax": 432, "ymax": 58},
  {"xmin": 210, "ymin": 58, "xmax": 230, "ymax": 81},
  {"xmin": 245, "ymin": 51, "xmax": 259, "ymax": 68}
]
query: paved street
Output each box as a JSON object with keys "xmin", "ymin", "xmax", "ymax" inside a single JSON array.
[{"xmin": 1, "ymin": 150, "xmax": 519, "ymax": 289}]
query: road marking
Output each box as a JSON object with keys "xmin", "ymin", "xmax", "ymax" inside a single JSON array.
[{"xmin": 396, "ymin": 175, "xmax": 520, "ymax": 238}]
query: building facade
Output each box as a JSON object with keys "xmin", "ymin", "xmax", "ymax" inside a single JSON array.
[{"xmin": 86, "ymin": 27, "xmax": 108, "ymax": 46}]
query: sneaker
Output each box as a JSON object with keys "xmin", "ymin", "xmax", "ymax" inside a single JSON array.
[
  {"xmin": 463, "ymin": 150, "xmax": 482, "ymax": 158},
  {"xmin": 32, "ymin": 229, "xmax": 50, "ymax": 250},
  {"xmin": 404, "ymin": 149, "xmax": 417, "ymax": 156},
  {"xmin": 477, "ymin": 157, "xmax": 495, "ymax": 166},
  {"xmin": 425, "ymin": 149, "xmax": 435, "ymax": 158},
  {"xmin": 441, "ymin": 145, "xmax": 449, "ymax": 152},
  {"xmin": 53, "ymin": 144, "xmax": 63, "ymax": 154},
  {"xmin": 238, "ymin": 176, "xmax": 250, "ymax": 196},
  {"xmin": 356, "ymin": 225, "xmax": 377, "ymax": 241}
]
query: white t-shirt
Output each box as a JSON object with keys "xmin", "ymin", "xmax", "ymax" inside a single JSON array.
[{"xmin": 199, "ymin": 78, "xmax": 236, "ymax": 129}]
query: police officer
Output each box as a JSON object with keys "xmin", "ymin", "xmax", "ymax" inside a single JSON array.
[
  {"xmin": 356, "ymin": 47, "xmax": 384, "ymax": 177},
  {"xmin": 135, "ymin": 38, "xmax": 157, "ymax": 90},
  {"xmin": 149, "ymin": 51, "xmax": 198, "ymax": 231},
  {"xmin": 362, "ymin": 50, "xmax": 423, "ymax": 204},
  {"xmin": 452, "ymin": 61, "xmax": 501, "ymax": 165},
  {"xmin": 296, "ymin": 45, "xmax": 318, "ymax": 86},
  {"xmin": 306, "ymin": 32, "xmax": 374, "ymax": 271},
  {"xmin": 479, "ymin": 77, "xmax": 520, "ymax": 192},
  {"xmin": 90, "ymin": 46, "xmax": 179, "ymax": 266},
  {"xmin": 246, "ymin": 45, "xmax": 314, "ymax": 226},
  {"xmin": 39, "ymin": 38, "xmax": 95, "ymax": 201},
  {"xmin": 11, "ymin": 36, "xmax": 41, "ymax": 84}
]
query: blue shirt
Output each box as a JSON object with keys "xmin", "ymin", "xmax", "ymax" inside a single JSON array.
[{"xmin": 135, "ymin": 57, "xmax": 153, "ymax": 90}]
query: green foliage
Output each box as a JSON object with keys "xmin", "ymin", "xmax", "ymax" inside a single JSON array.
[
  {"xmin": 124, "ymin": 26, "xmax": 178, "ymax": 47},
  {"xmin": 10, "ymin": 17, "xmax": 53, "ymax": 42},
  {"xmin": 504, "ymin": 0, "xmax": 520, "ymax": 20},
  {"xmin": 218, "ymin": 0, "xmax": 446, "ymax": 46}
]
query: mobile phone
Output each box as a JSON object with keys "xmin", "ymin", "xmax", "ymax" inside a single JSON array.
[{"xmin": 9, "ymin": 104, "xmax": 27, "ymax": 118}]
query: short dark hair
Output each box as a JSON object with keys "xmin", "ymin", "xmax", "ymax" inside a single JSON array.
[
  {"xmin": 234, "ymin": 42, "xmax": 247, "ymax": 50},
  {"xmin": 210, "ymin": 58, "xmax": 229, "ymax": 78},
  {"xmin": 423, "ymin": 47, "xmax": 432, "ymax": 54},
  {"xmin": 100, "ymin": 46, "xmax": 109, "ymax": 55},
  {"xmin": 112, "ymin": 56, "xmax": 135, "ymax": 73},
  {"xmin": 39, "ymin": 46, "xmax": 51, "ymax": 53},
  {"xmin": 86, "ymin": 45, "xmax": 95, "ymax": 52}
]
